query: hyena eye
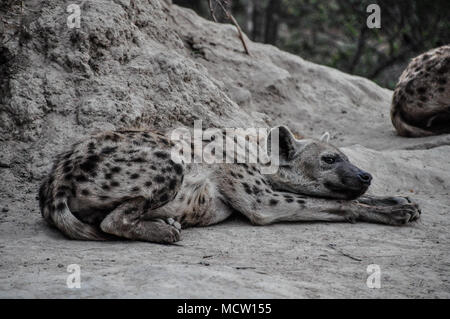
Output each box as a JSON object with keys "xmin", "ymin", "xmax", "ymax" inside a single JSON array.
[{"xmin": 322, "ymin": 156, "xmax": 335, "ymax": 164}]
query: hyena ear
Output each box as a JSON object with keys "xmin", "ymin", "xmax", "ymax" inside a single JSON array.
[
  {"xmin": 320, "ymin": 132, "xmax": 330, "ymax": 143},
  {"xmin": 267, "ymin": 125, "xmax": 297, "ymax": 163}
]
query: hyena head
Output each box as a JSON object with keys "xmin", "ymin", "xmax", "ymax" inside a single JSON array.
[{"xmin": 265, "ymin": 126, "xmax": 372, "ymax": 200}]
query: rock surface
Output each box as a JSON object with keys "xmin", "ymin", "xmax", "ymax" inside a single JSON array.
[{"xmin": 0, "ymin": 0, "xmax": 448, "ymax": 298}]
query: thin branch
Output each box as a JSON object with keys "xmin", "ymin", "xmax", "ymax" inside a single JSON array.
[
  {"xmin": 207, "ymin": 0, "xmax": 217, "ymax": 22},
  {"xmin": 227, "ymin": 13, "xmax": 251, "ymax": 55},
  {"xmin": 328, "ymin": 244, "xmax": 362, "ymax": 262},
  {"xmin": 347, "ymin": 26, "xmax": 366, "ymax": 73},
  {"xmin": 215, "ymin": 0, "xmax": 251, "ymax": 56}
]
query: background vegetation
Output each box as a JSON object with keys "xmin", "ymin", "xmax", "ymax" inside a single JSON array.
[{"xmin": 174, "ymin": 0, "xmax": 450, "ymax": 89}]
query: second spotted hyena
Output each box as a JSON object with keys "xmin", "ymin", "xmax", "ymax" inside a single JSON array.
[{"xmin": 39, "ymin": 126, "xmax": 421, "ymax": 243}]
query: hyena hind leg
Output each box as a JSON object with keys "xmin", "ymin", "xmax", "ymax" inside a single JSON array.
[{"xmin": 100, "ymin": 198, "xmax": 181, "ymax": 244}]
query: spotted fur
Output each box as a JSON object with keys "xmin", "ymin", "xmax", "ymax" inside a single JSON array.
[{"xmin": 391, "ymin": 45, "xmax": 450, "ymax": 137}]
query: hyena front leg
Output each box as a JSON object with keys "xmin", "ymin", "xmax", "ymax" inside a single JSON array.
[
  {"xmin": 238, "ymin": 194, "xmax": 419, "ymax": 226},
  {"xmin": 100, "ymin": 198, "xmax": 181, "ymax": 244},
  {"xmin": 220, "ymin": 181, "xmax": 420, "ymax": 226},
  {"xmin": 356, "ymin": 194, "xmax": 417, "ymax": 207}
]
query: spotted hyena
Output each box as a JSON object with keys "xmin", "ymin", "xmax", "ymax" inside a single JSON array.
[
  {"xmin": 391, "ymin": 44, "xmax": 450, "ymax": 137},
  {"xmin": 39, "ymin": 126, "xmax": 421, "ymax": 243}
]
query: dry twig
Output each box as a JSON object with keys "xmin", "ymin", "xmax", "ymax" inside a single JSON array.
[
  {"xmin": 207, "ymin": 0, "xmax": 250, "ymax": 56},
  {"xmin": 328, "ymin": 244, "xmax": 362, "ymax": 262},
  {"xmin": 207, "ymin": 0, "xmax": 217, "ymax": 22}
]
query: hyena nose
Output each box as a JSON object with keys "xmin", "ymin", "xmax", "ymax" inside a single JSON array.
[{"xmin": 358, "ymin": 172, "xmax": 372, "ymax": 184}]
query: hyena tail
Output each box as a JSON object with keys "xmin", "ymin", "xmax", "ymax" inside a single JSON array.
[{"xmin": 39, "ymin": 178, "xmax": 108, "ymax": 241}]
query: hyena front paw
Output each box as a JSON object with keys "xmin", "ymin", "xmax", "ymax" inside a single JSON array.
[{"xmin": 385, "ymin": 202, "xmax": 421, "ymax": 225}]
